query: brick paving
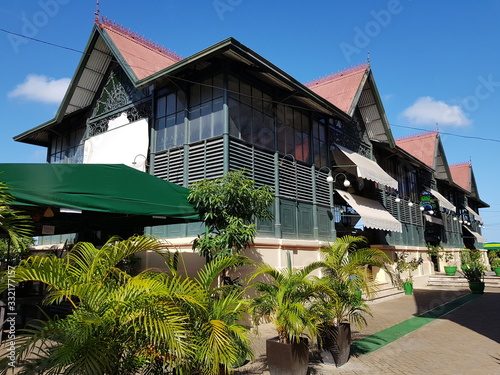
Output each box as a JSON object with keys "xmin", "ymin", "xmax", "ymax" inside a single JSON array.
[{"xmin": 235, "ymin": 287, "xmax": 500, "ymax": 375}]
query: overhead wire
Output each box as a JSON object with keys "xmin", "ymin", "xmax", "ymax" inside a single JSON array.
[{"xmin": 2, "ymin": 26, "xmax": 500, "ymax": 144}]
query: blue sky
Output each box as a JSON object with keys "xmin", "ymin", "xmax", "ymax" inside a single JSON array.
[{"xmin": 1, "ymin": 0, "xmax": 499, "ymax": 242}]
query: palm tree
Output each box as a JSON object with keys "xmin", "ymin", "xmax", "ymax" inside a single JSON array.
[
  {"xmin": 248, "ymin": 263, "xmax": 334, "ymax": 375},
  {"xmin": 314, "ymin": 235, "xmax": 393, "ymax": 367},
  {"xmin": 320, "ymin": 235, "xmax": 393, "ymax": 306},
  {"xmin": 0, "ymin": 236, "xmax": 254, "ymax": 375},
  {"xmin": 0, "ymin": 181, "xmax": 33, "ymax": 256},
  {"xmin": 0, "ymin": 235, "xmax": 203, "ymax": 374},
  {"xmin": 249, "ymin": 262, "xmax": 329, "ymax": 344},
  {"xmin": 176, "ymin": 254, "xmax": 254, "ymax": 375}
]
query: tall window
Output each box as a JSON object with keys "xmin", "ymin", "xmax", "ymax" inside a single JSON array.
[
  {"xmin": 228, "ymin": 75, "xmax": 274, "ymax": 150},
  {"xmin": 189, "ymin": 74, "xmax": 224, "ymax": 143},
  {"xmin": 312, "ymin": 119, "xmax": 327, "ymax": 167},
  {"xmin": 276, "ymin": 104, "xmax": 311, "ymax": 163},
  {"xmin": 49, "ymin": 128, "xmax": 85, "ymax": 163},
  {"xmin": 155, "ymin": 91, "xmax": 186, "ymax": 151}
]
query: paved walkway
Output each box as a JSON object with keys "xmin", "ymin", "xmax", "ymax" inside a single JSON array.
[{"xmin": 235, "ymin": 287, "xmax": 500, "ymax": 375}]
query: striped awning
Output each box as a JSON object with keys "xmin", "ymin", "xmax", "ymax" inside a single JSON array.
[
  {"xmin": 424, "ymin": 215, "xmax": 443, "ymax": 225},
  {"xmin": 335, "ymin": 189, "xmax": 402, "ymax": 232},
  {"xmin": 465, "ymin": 206, "xmax": 483, "ymax": 222},
  {"xmin": 463, "ymin": 226, "xmax": 486, "ymax": 243},
  {"xmin": 430, "ymin": 189, "xmax": 456, "ymax": 212},
  {"xmin": 333, "ymin": 144, "xmax": 398, "ymax": 190}
]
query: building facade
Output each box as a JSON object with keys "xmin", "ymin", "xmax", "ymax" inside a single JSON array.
[{"xmin": 16, "ymin": 18, "xmax": 488, "ymax": 286}]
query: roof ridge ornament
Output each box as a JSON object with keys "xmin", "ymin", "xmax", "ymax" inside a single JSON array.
[
  {"xmin": 304, "ymin": 62, "xmax": 370, "ymax": 87},
  {"xmin": 449, "ymin": 161, "xmax": 472, "ymax": 167},
  {"xmin": 94, "ymin": 0, "xmax": 100, "ymax": 24},
  {"xmin": 98, "ymin": 17, "xmax": 182, "ymax": 61},
  {"xmin": 394, "ymin": 130, "xmax": 439, "ymax": 142}
]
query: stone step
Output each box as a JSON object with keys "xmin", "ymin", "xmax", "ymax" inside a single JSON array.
[
  {"xmin": 364, "ymin": 283, "xmax": 404, "ymax": 304},
  {"xmin": 428, "ymin": 273, "xmax": 500, "ymax": 288}
]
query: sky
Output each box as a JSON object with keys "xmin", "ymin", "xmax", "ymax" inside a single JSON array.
[{"xmin": 1, "ymin": 0, "xmax": 499, "ymax": 242}]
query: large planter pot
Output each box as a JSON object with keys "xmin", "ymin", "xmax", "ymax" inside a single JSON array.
[
  {"xmin": 493, "ymin": 267, "xmax": 500, "ymax": 277},
  {"xmin": 468, "ymin": 281, "xmax": 485, "ymax": 294},
  {"xmin": 403, "ymin": 281, "xmax": 413, "ymax": 295},
  {"xmin": 444, "ymin": 266, "xmax": 457, "ymax": 276},
  {"xmin": 266, "ymin": 337, "xmax": 309, "ymax": 375},
  {"xmin": 318, "ymin": 323, "xmax": 352, "ymax": 367}
]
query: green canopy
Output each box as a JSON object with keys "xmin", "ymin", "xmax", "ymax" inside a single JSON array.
[
  {"xmin": 0, "ymin": 163, "xmax": 199, "ymax": 236},
  {"xmin": 484, "ymin": 242, "xmax": 500, "ymax": 250}
]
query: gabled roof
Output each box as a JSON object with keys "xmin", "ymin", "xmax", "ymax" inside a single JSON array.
[
  {"xmin": 14, "ymin": 18, "xmax": 184, "ymax": 146},
  {"xmin": 449, "ymin": 162, "xmax": 484, "ymax": 202},
  {"xmin": 450, "ymin": 162, "xmax": 472, "ymax": 192},
  {"xmin": 305, "ymin": 64, "xmax": 394, "ymax": 147},
  {"xmin": 305, "ymin": 64, "xmax": 369, "ymax": 115},
  {"xmin": 98, "ymin": 18, "xmax": 181, "ymax": 81},
  {"xmin": 395, "ymin": 131, "xmax": 453, "ymax": 181},
  {"xmin": 15, "ymin": 20, "xmax": 352, "ymax": 147}
]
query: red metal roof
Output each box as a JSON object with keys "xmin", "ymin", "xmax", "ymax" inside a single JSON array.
[
  {"xmin": 450, "ymin": 162, "xmax": 471, "ymax": 192},
  {"xmin": 395, "ymin": 132, "xmax": 439, "ymax": 169},
  {"xmin": 305, "ymin": 63, "xmax": 369, "ymax": 114},
  {"xmin": 98, "ymin": 18, "xmax": 181, "ymax": 81}
]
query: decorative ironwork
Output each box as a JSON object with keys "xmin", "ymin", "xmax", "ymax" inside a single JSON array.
[
  {"xmin": 87, "ymin": 118, "xmax": 109, "ymax": 137},
  {"xmin": 91, "ymin": 67, "xmax": 147, "ymax": 118},
  {"xmin": 127, "ymin": 101, "xmax": 152, "ymax": 123},
  {"xmin": 86, "ymin": 101, "xmax": 152, "ymax": 138},
  {"xmin": 328, "ymin": 125, "xmax": 371, "ymax": 158}
]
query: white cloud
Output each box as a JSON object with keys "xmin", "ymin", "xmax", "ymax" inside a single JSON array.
[
  {"xmin": 8, "ymin": 74, "xmax": 70, "ymax": 104},
  {"xmin": 402, "ymin": 96, "xmax": 471, "ymax": 127}
]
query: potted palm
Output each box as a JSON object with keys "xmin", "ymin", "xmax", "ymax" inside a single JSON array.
[
  {"xmin": 315, "ymin": 235, "xmax": 393, "ymax": 367},
  {"xmin": 249, "ymin": 262, "xmax": 326, "ymax": 375},
  {"xmin": 443, "ymin": 251, "xmax": 458, "ymax": 276},
  {"xmin": 491, "ymin": 258, "xmax": 500, "ymax": 277},
  {"xmin": 395, "ymin": 251, "xmax": 423, "ymax": 295},
  {"xmin": 462, "ymin": 260, "xmax": 486, "ymax": 294}
]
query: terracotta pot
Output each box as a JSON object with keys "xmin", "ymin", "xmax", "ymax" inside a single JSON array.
[
  {"xmin": 318, "ymin": 323, "xmax": 351, "ymax": 367},
  {"xmin": 266, "ymin": 337, "xmax": 309, "ymax": 375}
]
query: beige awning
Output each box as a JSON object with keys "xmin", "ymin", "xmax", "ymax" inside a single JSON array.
[
  {"xmin": 430, "ymin": 189, "xmax": 456, "ymax": 212},
  {"xmin": 333, "ymin": 144, "xmax": 398, "ymax": 189},
  {"xmin": 335, "ymin": 189, "xmax": 402, "ymax": 232},
  {"xmin": 424, "ymin": 215, "xmax": 443, "ymax": 225},
  {"xmin": 465, "ymin": 206, "xmax": 483, "ymax": 222},
  {"xmin": 463, "ymin": 226, "xmax": 486, "ymax": 243}
]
